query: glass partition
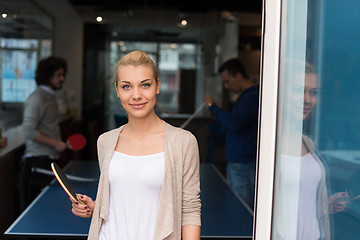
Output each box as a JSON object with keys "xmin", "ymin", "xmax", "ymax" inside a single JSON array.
[
  {"xmin": 256, "ymin": 0, "xmax": 360, "ymax": 239},
  {"xmin": 0, "ymin": 0, "xmax": 52, "ymax": 128},
  {"xmin": 1, "ymin": 39, "xmax": 38, "ymax": 103}
]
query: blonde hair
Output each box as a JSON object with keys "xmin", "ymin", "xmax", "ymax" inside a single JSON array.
[{"xmin": 114, "ymin": 51, "xmax": 159, "ymax": 86}]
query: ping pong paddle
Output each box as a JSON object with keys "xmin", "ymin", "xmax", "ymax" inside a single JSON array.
[
  {"xmin": 67, "ymin": 134, "xmax": 86, "ymax": 150},
  {"xmin": 51, "ymin": 162, "xmax": 84, "ymax": 204}
]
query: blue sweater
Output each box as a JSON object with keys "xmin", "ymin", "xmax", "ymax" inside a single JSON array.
[{"xmin": 209, "ymin": 85, "xmax": 259, "ymax": 163}]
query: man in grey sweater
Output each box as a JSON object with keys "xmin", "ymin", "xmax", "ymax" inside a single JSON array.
[{"xmin": 22, "ymin": 56, "xmax": 68, "ymax": 202}]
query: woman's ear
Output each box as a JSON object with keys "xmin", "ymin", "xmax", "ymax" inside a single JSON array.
[
  {"xmin": 115, "ymin": 81, "xmax": 120, "ymax": 98},
  {"xmin": 156, "ymin": 78, "xmax": 161, "ymax": 94}
]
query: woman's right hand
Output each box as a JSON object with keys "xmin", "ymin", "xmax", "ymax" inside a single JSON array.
[
  {"xmin": 328, "ymin": 192, "xmax": 349, "ymax": 214},
  {"xmin": 70, "ymin": 194, "xmax": 95, "ymax": 218}
]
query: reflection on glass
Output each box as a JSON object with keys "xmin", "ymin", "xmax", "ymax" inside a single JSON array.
[
  {"xmin": 266, "ymin": 0, "xmax": 360, "ymax": 239},
  {"xmin": 273, "ymin": 61, "xmax": 348, "ymax": 240}
]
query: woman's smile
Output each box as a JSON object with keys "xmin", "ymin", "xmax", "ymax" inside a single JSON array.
[
  {"xmin": 303, "ymin": 106, "xmax": 312, "ymax": 115},
  {"xmin": 130, "ymin": 102, "xmax": 147, "ymax": 109}
]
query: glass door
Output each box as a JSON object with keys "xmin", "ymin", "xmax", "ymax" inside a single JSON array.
[{"xmin": 255, "ymin": 0, "xmax": 360, "ymax": 239}]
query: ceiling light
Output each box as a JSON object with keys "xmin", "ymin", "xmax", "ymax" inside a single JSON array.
[
  {"xmin": 96, "ymin": 16, "xmax": 103, "ymax": 22},
  {"xmin": 181, "ymin": 19, "xmax": 188, "ymax": 26}
]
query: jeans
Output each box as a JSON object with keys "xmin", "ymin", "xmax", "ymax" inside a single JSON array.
[{"xmin": 227, "ymin": 161, "xmax": 256, "ymax": 209}]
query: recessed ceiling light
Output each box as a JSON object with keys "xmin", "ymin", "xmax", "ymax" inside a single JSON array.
[{"xmin": 96, "ymin": 16, "xmax": 103, "ymax": 22}]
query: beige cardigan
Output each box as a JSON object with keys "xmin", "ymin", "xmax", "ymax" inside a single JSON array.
[
  {"xmin": 302, "ymin": 135, "xmax": 331, "ymax": 240},
  {"xmin": 88, "ymin": 121, "xmax": 201, "ymax": 239}
]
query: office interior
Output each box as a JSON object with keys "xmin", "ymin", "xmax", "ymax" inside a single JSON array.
[
  {"xmin": 0, "ymin": 0, "xmax": 262, "ymax": 236},
  {"xmin": 2, "ymin": 0, "xmax": 360, "ymax": 239}
]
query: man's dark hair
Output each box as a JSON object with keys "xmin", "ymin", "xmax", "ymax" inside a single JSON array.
[
  {"xmin": 218, "ymin": 58, "xmax": 249, "ymax": 79},
  {"xmin": 35, "ymin": 56, "xmax": 67, "ymax": 85}
]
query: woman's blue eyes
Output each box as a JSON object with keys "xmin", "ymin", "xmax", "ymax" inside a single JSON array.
[
  {"xmin": 121, "ymin": 83, "xmax": 151, "ymax": 90},
  {"xmin": 291, "ymin": 86, "xmax": 318, "ymax": 96}
]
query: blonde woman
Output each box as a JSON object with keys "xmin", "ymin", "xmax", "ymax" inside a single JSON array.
[{"xmin": 71, "ymin": 51, "xmax": 201, "ymax": 240}]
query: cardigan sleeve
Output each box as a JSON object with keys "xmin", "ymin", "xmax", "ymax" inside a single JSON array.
[{"xmin": 181, "ymin": 133, "xmax": 201, "ymax": 226}]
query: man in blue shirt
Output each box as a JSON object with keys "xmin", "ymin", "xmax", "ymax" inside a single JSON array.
[{"xmin": 204, "ymin": 58, "xmax": 259, "ymax": 209}]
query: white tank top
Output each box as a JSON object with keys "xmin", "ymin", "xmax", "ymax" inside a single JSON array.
[
  {"xmin": 277, "ymin": 153, "xmax": 322, "ymax": 240},
  {"xmin": 99, "ymin": 151, "xmax": 165, "ymax": 240}
]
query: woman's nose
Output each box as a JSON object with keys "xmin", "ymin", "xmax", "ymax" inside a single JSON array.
[
  {"xmin": 303, "ymin": 92, "xmax": 311, "ymax": 104},
  {"xmin": 132, "ymin": 88, "xmax": 142, "ymax": 100}
]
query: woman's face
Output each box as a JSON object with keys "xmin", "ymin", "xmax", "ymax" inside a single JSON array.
[
  {"xmin": 115, "ymin": 65, "xmax": 160, "ymax": 119},
  {"xmin": 290, "ymin": 72, "xmax": 318, "ymax": 120},
  {"xmin": 302, "ymin": 73, "xmax": 318, "ymax": 119}
]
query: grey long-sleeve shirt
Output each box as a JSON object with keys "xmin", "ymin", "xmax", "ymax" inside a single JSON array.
[{"xmin": 23, "ymin": 86, "xmax": 61, "ymax": 158}]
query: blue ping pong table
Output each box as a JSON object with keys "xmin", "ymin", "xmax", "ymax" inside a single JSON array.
[{"xmin": 4, "ymin": 162, "xmax": 253, "ymax": 239}]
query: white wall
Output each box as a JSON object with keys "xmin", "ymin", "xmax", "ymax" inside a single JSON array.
[{"xmin": 34, "ymin": 0, "xmax": 83, "ymax": 120}]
